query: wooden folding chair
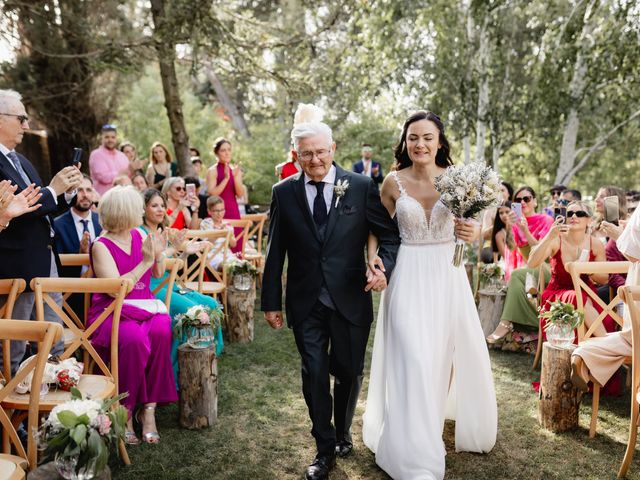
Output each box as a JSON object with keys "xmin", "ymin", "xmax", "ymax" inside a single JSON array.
[
  {"xmin": 184, "ymin": 230, "xmax": 229, "ymax": 312},
  {"xmin": 242, "ymin": 213, "xmax": 268, "ymax": 284},
  {"xmin": 151, "ymin": 258, "xmax": 183, "ymax": 310},
  {"xmin": 29, "ymin": 277, "xmax": 133, "ymax": 464},
  {"xmin": 567, "ymin": 261, "xmax": 630, "ymax": 438},
  {"xmin": 0, "ymin": 320, "xmax": 62, "ymax": 472},
  {"xmin": 58, "ymin": 254, "xmax": 94, "ymax": 348},
  {"xmin": 0, "ymin": 279, "xmax": 26, "ymax": 382},
  {"xmin": 617, "ymin": 285, "xmax": 640, "ymax": 478},
  {"xmin": 226, "ymin": 219, "xmax": 251, "ymax": 259},
  {"xmin": 531, "ymin": 263, "xmax": 550, "ymax": 369}
]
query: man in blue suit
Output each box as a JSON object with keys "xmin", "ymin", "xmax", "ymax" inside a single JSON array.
[
  {"xmin": 54, "ymin": 175, "xmax": 101, "ymax": 276},
  {"xmin": 351, "ymin": 144, "xmax": 383, "ymax": 185}
]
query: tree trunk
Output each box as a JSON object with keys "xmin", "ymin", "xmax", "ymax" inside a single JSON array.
[
  {"xmin": 150, "ymin": 0, "xmax": 192, "ymax": 177},
  {"xmin": 178, "ymin": 344, "xmax": 218, "ymax": 429},
  {"xmin": 201, "ymin": 63, "xmax": 251, "ymax": 138},
  {"xmin": 477, "ymin": 289, "xmax": 506, "ymax": 336},
  {"xmin": 538, "ymin": 343, "xmax": 579, "ymax": 432},
  {"xmin": 225, "ymin": 285, "xmax": 256, "ymax": 343},
  {"xmin": 475, "ymin": 16, "xmax": 490, "ymax": 165}
]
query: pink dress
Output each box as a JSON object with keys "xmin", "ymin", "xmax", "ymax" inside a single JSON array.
[
  {"xmin": 88, "ymin": 229, "xmax": 177, "ymax": 413},
  {"xmin": 215, "ymin": 163, "xmax": 243, "ymax": 254}
]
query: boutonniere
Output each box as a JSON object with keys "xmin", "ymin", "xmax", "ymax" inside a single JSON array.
[{"xmin": 334, "ymin": 179, "xmax": 350, "ymax": 208}]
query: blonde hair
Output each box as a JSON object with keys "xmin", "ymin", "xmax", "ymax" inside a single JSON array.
[
  {"xmin": 567, "ymin": 200, "xmax": 593, "ymax": 217},
  {"xmin": 149, "ymin": 141, "xmax": 172, "ymax": 164},
  {"xmin": 161, "ymin": 176, "xmax": 184, "ymax": 196},
  {"xmin": 98, "ymin": 186, "xmax": 143, "ymax": 232}
]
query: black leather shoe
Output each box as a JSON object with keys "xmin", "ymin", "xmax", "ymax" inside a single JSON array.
[
  {"xmin": 335, "ymin": 439, "xmax": 353, "ymax": 458},
  {"xmin": 305, "ymin": 454, "xmax": 336, "ymax": 480}
]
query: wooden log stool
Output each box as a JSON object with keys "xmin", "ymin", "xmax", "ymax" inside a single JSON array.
[
  {"xmin": 178, "ymin": 344, "xmax": 218, "ymax": 429},
  {"xmin": 477, "ymin": 288, "xmax": 506, "ymax": 336},
  {"xmin": 225, "ymin": 284, "xmax": 256, "ymax": 343},
  {"xmin": 538, "ymin": 343, "xmax": 579, "ymax": 432}
]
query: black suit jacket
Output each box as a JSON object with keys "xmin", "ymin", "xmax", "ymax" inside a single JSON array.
[
  {"xmin": 0, "ymin": 150, "xmax": 70, "ymax": 288},
  {"xmin": 261, "ymin": 163, "xmax": 400, "ymax": 327},
  {"xmin": 53, "ymin": 210, "xmax": 102, "ymax": 278},
  {"xmin": 352, "ymin": 159, "xmax": 384, "ymax": 184}
]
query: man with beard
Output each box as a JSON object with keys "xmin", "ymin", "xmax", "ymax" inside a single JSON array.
[{"xmin": 89, "ymin": 124, "xmax": 130, "ymax": 195}]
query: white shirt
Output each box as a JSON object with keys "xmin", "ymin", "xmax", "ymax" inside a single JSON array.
[
  {"xmin": 71, "ymin": 209, "xmax": 96, "ymax": 242},
  {"xmin": 304, "ymin": 165, "xmax": 335, "ymax": 215},
  {"xmin": 361, "ymin": 159, "xmax": 372, "ymax": 177}
]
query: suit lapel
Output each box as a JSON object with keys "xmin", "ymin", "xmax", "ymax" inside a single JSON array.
[
  {"xmin": 64, "ymin": 214, "xmax": 81, "ymax": 253},
  {"xmin": 292, "ymin": 173, "xmax": 321, "ymax": 242},
  {"xmin": 0, "ymin": 151, "xmax": 28, "ymax": 188},
  {"xmin": 92, "ymin": 212, "xmax": 103, "ymax": 236},
  {"xmin": 323, "ymin": 164, "xmax": 348, "ymax": 245}
]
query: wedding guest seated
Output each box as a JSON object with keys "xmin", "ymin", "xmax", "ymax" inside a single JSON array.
[
  {"xmin": 139, "ymin": 188, "xmax": 223, "ymax": 381},
  {"xmin": 487, "ymin": 186, "xmax": 554, "ymax": 343},
  {"xmin": 594, "ymin": 186, "xmax": 628, "ymax": 302},
  {"xmin": 89, "ymin": 186, "xmax": 177, "ymax": 445},
  {"xmin": 132, "ymin": 173, "xmax": 149, "ymax": 192},
  {"xmin": 543, "ymin": 184, "xmax": 567, "ymax": 217},
  {"xmin": 480, "ymin": 181, "xmax": 513, "ymax": 264},
  {"xmin": 528, "ymin": 201, "xmax": 615, "ymax": 341},
  {"xmin": 490, "ymin": 201, "xmax": 515, "ymax": 265},
  {"xmin": 571, "ymin": 205, "xmax": 640, "ymax": 391},
  {"xmin": 161, "ymin": 176, "xmax": 200, "ymax": 229},
  {"xmin": 627, "ymin": 190, "xmax": 640, "ymax": 215},
  {"xmin": 200, "ymin": 195, "xmax": 237, "ymax": 269},
  {"xmin": 112, "ymin": 174, "xmax": 132, "ymax": 187}
]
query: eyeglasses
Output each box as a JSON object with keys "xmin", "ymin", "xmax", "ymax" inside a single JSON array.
[
  {"xmin": 0, "ymin": 113, "xmax": 28, "ymax": 124},
  {"xmin": 211, "ymin": 208, "xmax": 225, "ymax": 213},
  {"xmin": 298, "ymin": 149, "xmax": 332, "ymax": 162},
  {"xmin": 514, "ymin": 195, "xmax": 533, "ymax": 203},
  {"xmin": 567, "ymin": 210, "xmax": 589, "ymax": 218},
  {"xmin": 550, "ymin": 190, "xmax": 563, "ymax": 196}
]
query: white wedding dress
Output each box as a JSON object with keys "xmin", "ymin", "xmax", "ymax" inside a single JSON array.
[{"xmin": 362, "ymin": 172, "xmax": 497, "ymax": 480}]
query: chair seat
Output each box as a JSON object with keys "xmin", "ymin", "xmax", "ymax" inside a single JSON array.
[
  {"xmin": 0, "ymin": 456, "xmax": 25, "ymax": 480},
  {"xmin": 184, "ymin": 281, "xmax": 225, "ymax": 295},
  {"xmin": 3, "ymin": 374, "xmax": 116, "ymax": 411}
]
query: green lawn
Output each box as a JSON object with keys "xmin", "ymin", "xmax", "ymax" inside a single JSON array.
[{"xmin": 112, "ymin": 294, "xmax": 640, "ymax": 479}]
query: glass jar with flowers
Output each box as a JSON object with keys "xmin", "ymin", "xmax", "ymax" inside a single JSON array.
[
  {"xmin": 174, "ymin": 304, "xmax": 223, "ymax": 349},
  {"xmin": 39, "ymin": 388, "xmax": 128, "ymax": 480},
  {"xmin": 540, "ymin": 301, "xmax": 584, "ymax": 347},
  {"xmin": 481, "ymin": 263, "xmax": 505, "ymax": 292},
  {"xmin": 226, "ymin": 259, "xmax": 258, "ymax": 291}
]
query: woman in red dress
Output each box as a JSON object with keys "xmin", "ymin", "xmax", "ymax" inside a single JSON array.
[
  {"xmin": 528, "ymin": 201, "xmax": 616, "ymax": 341},
  {"xmin": 161, "ymin": 177, "xmax": 200, "ymax": 229}
]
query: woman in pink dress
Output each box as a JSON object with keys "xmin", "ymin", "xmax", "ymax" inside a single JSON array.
[
  {"xmin": 89, "ymin": 186, "xmax": 177, "ymax": 445},
  {"xmin": 205, "ymin": 138, "xmax": 246, "ymax": 253}
]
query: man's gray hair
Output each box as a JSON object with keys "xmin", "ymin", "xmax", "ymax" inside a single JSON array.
[
  {"xmin": 290, "ymin": 103, "xmax": 333, "ymax": 151},
  {"xmin": 0, "ymin": 89, "xmax": 22, "ymax": 112}
]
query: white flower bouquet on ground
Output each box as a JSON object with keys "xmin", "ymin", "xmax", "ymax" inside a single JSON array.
[{"xmin": 434, "ymin": 162, "xmax": 502, "ymax": 266}]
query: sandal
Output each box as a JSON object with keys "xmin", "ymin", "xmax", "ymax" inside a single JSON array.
[
  {"xmin": 124, "ymin": 430, "xmax": 140, "ymax": 445},
  {"xmin": 136, "ymin": 405, "xmax": 161, "ymax": 444},
  {"xmin": 570, "ymin": 359, "xmax": 589, "ymax": 392},
  {"xmin": 486, "ymin": 321, "xmax": 513, "ymax": 344}
]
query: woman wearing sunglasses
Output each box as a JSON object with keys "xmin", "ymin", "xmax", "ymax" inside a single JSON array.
[
  {"xmin": 161, "ymin": 176, "xmax": 200, "ymax": 229},
  {"xmin": 487, "ymin": 186, "xmax": 553, "ymax": 343},
  {"xmin": 528, "ymin": 201, "xmax": 616, "ymax": 341}
]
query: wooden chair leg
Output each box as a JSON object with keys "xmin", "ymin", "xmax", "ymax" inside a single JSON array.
[
  {"xmin": 119, "ymin": 438, "xmax": 131, "ymax": 465},
  {"xmin": 532, "ymin": 323, "xmax": 544, "ymax": 370},
  {"xmin": 589, "ymin": 382, "xmax": 601, "ymax": 438},
  {"xmin": 618, "ymin": 400, "xmax": 639, "ymax": 478}
]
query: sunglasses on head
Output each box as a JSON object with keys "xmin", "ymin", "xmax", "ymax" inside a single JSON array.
[
  {"xmin": 567, "ymin": 210, "xmax": 589, "ymax": 218},
  {"xmin": 514, "ymin": 195, "xmax": 533, "ymax": 203},
  {"xmin": 551, "ymin": 190, "xmax": 563, "ymax": 196}
]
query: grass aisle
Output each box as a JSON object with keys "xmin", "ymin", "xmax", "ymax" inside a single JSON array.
[{"xmin": 113, "ymin": 294, "xmax": 639, "ymax": 480}]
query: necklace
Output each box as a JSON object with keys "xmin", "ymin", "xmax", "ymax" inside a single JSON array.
[{"xmin": 105, "ymin": 233, "xmax": 130, "ymax": 246}]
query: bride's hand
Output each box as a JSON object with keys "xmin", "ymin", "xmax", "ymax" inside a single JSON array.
[
  {"xmin": 454, "ymin": 218, "xmax": 479, "ymax": 243},
  {"xmin": 367, "ymin": 256, "xmax": 385, "ymax": 277}
]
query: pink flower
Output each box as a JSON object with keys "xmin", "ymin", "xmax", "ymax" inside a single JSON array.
[
  {"xmin": 197, "ymin": 311, "xmax": 210, "ymax": 325},
  {"xmin": 94, "ymin": 414, "xmax": 111, "ymax": 436}
]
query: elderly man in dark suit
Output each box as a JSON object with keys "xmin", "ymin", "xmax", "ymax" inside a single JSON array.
[
  {"xmin": 0, "ymin": 89, "xmax": 82, "ymax": 372},
  {"xmin": 262, "ymin": 105, "xmax": 399, "ymax": 480}
]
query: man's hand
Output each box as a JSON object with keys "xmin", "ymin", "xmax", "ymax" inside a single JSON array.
[
  {"xmin": 79, "ymin": 231, "xmax": 91, "ymax": 253},
  {"xmin": 365, "ymin": 268, "xmax": 387, "ymax": 292},
  {"xmin": 50, "ymin": 166, "xmax": 83, "ymax": 196},
  {"xmin": 264, "ymin": 311, "xmax": 284, "ymax": 329}
]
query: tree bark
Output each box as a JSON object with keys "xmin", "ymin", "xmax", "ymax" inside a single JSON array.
[
  {"xmin": 178, "ymin": 344, "xmax": 218, "ymax": 428},
  {"xmin": 475, "ymin": 16, "xmax": 490, "ymax": 165},
  {"xmin": 225, "ymin": 284, "xmax": 256, "ymax": 343},
  {"xmin": 538, "ymin": 343, "xmax": 579, "ymax": 432},
  {"xmin": 150, "ymin": 0, "xmax": 192, "ymax": 176}
]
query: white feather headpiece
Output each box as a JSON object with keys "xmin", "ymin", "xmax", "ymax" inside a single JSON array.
[
  {"xmin": 290, "ymin": 103, "xmax": 333, "ymax": 150},
  {"xmin": 293, "ymin": 103, "xmax": 325, "ymax": 125}
]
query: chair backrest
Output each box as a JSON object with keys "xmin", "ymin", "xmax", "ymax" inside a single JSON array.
[
  {"xmin": 185, "ymin": 230, "xmax": 229, "ymax": 288},
  {"xmin": 0, "ymin": 320, "xmax": 62, "ymax": 469},
  {"xmin": 30, "ymin": 277, "xmax": 133, "ymax": 387},
  {"xmin": 225, "ymin": 219, "xmax": 251, "ymax": 258},
  {"xmin": 0, "ymin": 279, "xmax": 26, "ymax": 380},
  {"xmin": 567, "ymin": 261, "xmax": 630, "ymax": 340},
  {"xmin": 58, "ymin": 253, "xmax": 94, "ymax": 320},
  {"xmin": 619, "ymin": 285, "xmax": 640, "ymax": 401},
  {"xmin": 151, "ymin": 258, "xmax": 183, "ymax": 310},
  {"xmin": 241, "ymin": 213, "xmax": 268, "ymax": 255}
]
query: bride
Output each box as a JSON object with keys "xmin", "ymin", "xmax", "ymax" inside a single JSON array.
[{"xmin": 363, "ymin": 111, "xmax": 497, "ymax": 480}]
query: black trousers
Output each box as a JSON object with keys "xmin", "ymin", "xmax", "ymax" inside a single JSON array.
[{"xmin": 292, "ymin": 300, "xmax": 370, "ymax": 456}]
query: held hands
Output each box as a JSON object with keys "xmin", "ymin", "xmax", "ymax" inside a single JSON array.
[
  {"xmin": 365, "ymin": 256, "xmax": 387, "ymax": 292},
  {"xmin": 453, "ymin": 218, "xmax": 480, "ymax": 243},
  {"xmin": 50, "ymin": 165, "xmax": 83, "ymax": 196},
  {"xmin": 264, "ymin": 311, "xmax": 284, "ymax": 329}
]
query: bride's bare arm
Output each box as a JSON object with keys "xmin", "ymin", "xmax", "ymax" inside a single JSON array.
[{"xmin": 380, "ymin": 175, "xmax": 398, "ymax": 218}]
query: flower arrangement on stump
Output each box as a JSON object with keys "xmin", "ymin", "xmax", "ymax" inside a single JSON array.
[
  {"xmin": 540, "ymin": 301, "xmax": 584, "ymax": 347},
  {"xmin": 174, "ymin": 304, "xmax": 223, "ymax": 350},
  {"xmin": 226, "ymin": 258, "xmax": 258, "ymax": 291},
  {"xmin": 481, "ymin": 263, "xmax": 505, "ymax": 292},
  {"xmin": 39, "ymin": 388, "xmax": 128, "ymax": 480}
]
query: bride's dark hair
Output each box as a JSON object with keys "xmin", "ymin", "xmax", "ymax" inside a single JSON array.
[{"xmin": 394, "ymin": 111, "xmax": 453, "ymax": 170}]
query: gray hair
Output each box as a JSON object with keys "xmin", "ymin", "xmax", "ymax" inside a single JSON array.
[
  {"xmin": 290, "ymin": 122, "xmax": 333, "ymax": 151},
  {"xmin": 161, "ymin": 176, "xmax": 184, "ymax": 196},
  {"xmin": 0, "ymin": 89, "xmax": 22, "ymax": 112}
]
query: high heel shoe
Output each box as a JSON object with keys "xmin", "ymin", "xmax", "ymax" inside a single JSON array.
[
  {"xmin": 570, "ymin": 358, "xmax": 589, "ymax": 392},
  {"xmin": 136, "ymin": 405, "xmax": 160, "ymax": 444},
  {"xmin": 486, "ymin": 321, "xmax": 513, "ymax": 344},
  {"xmin": 124, "ymin": 430, "xmax": 140, "ymax": 445}
]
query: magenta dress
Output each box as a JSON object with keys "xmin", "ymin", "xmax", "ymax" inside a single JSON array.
[
  {"xmin": 88, "ymin": 229, "xmax": 177, "ymax": 414},
  {"xmin": 215, "ymin": 162, "xmax": 243, "ymax": 254}
]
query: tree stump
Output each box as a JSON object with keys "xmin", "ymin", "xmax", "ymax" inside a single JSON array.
[
  {"xmin": 178, "ymin": 344, "xmax": 217, "ymax": 429},
  {"xmin": 225, "ymin": 285, "xmax": 256, "ymax": 343},
  {"xmin": 538, "ymin": 343, "xmax": 579, "ymax": 432},
  {"xmin": 477, "ymin": 289, "xmax": 506, "ymax": 336}
]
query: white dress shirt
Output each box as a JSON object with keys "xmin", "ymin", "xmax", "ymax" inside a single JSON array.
[
  {"xmin": 361, "ymin": 159, "xmax": 372, "ymax": 177},
  {"xmin": 304, "ymin": 165, "xmax": 336, "ymax": 215},
  {"xmin": 70, "ymin": 209, "xmax": 96, "ymax": 242}
]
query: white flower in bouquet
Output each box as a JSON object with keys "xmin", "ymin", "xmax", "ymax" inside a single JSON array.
[{"xmin": 47, "ymin": 399, "xmax": 102, "ymax": 430}]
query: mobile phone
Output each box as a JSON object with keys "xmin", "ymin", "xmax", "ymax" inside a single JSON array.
[
  {"xmin": 511, "ymin": 202, "xmax": 522, "ymax": 220},
  {"xmin": 604, "ymin": 196, "xmax": 620, "ymax": 225},
  {"xmin": 70, "ymin": 148, "xmax": 82, "ymax": 167},
  {"xmin": 554, "ymin": 206, "xmax": 567, "ymax": 223},
  {"xmin": 186, "ymin": 183, "xmax": 196, "ymax": 199}
]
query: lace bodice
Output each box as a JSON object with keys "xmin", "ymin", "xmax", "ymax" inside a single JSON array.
[{"xmin": 391, "ymin": 171, "xmax": 455, "ymax": 245}]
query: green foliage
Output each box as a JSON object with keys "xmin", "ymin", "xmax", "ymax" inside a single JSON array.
[{"xmin": 540, "ymin": 300, "xmax": 585, "ymax": 330}]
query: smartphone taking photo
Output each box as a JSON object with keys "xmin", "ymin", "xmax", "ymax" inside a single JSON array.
[
  {"xmin": 604, "ymin": 196, "xmax": 620, "ymax": 225},
  {"xmin": 511, "ymin": 202, "xmax": 522, "ymax": 221},
  {"xmin": 186, "ymin": 183, "xmax": 196, "ymax": 200},
  {"xmin": 70, "ymin": 148, "xmax": 82, "ymax": 167},
  {"xmin": 554, "ymin": 206, "xmax": 567, "ymax": 223}
]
